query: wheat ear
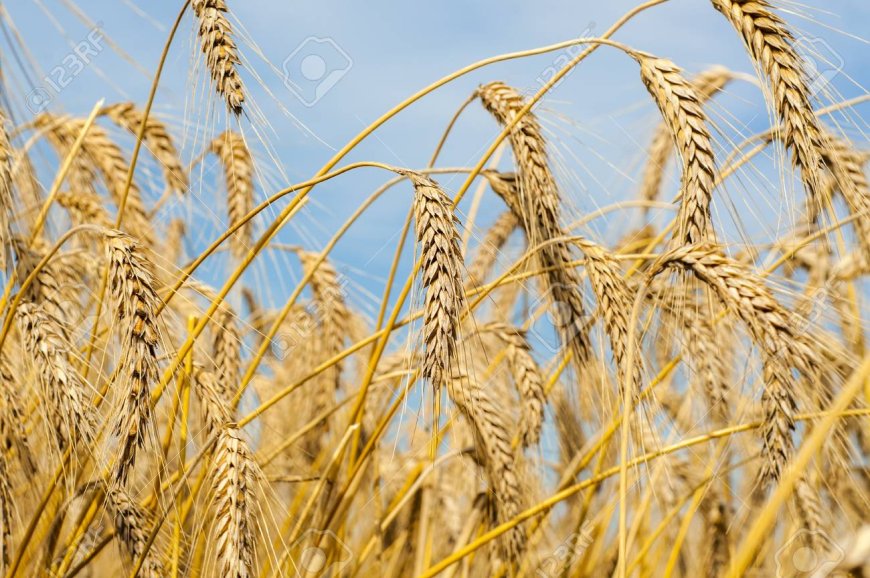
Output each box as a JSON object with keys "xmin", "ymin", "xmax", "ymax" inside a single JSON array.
[
  {"xmin": 212, "ymin": 425, "xmax": 257, "ymax": 577},
  {"xmin": 649, "ymin": 244, "xmax": 820, "ymax": 484},
  {"xmin": 105, "ymin": 230, "xmax": 162, "ymax": 485},
  {"xmin": 476, "ymin": 85, "xmax": 591, "ymax": 368},
  {"xmin": 105, "ymin": 487, "xmax": 164, "ymax": 577},
  {"xmin": 407, "ymin": 171, "xmax": 466, "ymax": 397},
  {"xmin": 711, "ymin": 0, "xmax": 829, "ymax": 209},
  {"xmin": 484, "ymin": 323, "xmax": 545, "ymax": 447},
  {"xmin": 448, "ymin": 375, "xmax": 525, "ymax": 563},
  {"xmin": 192, "ymin": 0, "xmax": 245, "ymax": 115},
  {"xmin": 101, "ymin": 103, "xmax": 188, "ymax": 196},
  {"xmin": 209, "ymin": 131, "xmax": 254, "ymax": 259},
  {"xmin": 639, "ymin": 66, "xmax": 731, "ymax": 213},
  {"xmin": 636, "ymin": 56, "xmax": 719, "ymax": 244},
  {"xmin": 16, "ymin": 302, "xmax": 95, "ymax": 449}
]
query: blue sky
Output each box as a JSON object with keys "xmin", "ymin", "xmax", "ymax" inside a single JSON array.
[{"xmin": 7, "ymin": 0, "xmax": 869, "ymax": 317}]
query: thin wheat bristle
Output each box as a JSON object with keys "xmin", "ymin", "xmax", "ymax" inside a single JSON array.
[
  {"xmin": 711, "ymin": 0, "xmax": 829, "ymax": 209},
  {"xmin": 407, "ymin": 171, "xmax": 466, "ymax": 396},
  {"xmin": 209, "ymin": 131, "xmax": 254, "ymax": 259},
  {"xmin": 212, "ymin": 425, "xmax": 257, "ymax": 578},
  {"xmin": 105, "ymin": 230, "xmax": 162, "ymax": 486},
  {"xmin": 101, "ymin": 103, "xmax": 189, "ymax": 196},
  {"xmin": 636, "ymin": 56, "xmax": 719, "ymax": 244},
  {"xmin": 192, "ymin": 0, "xmax": 245, "ymax": 115},
  {"xmin": 476, "ymin": 85, "xmax": 592, "ymax": 368}
]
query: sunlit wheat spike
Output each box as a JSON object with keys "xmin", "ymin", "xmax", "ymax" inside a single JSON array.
[
  {"xmin": 16, "ymin": 302, "xmax": 95, "ymax": 450},
  {"xmin": 105, "ymin": 230, "xmax": 162, "ymax": 486},
  {"xmin": 101, "ymin": 102, "xmax": 189, "ymax": 196},
  {"xmin": 711, "ymin": 0, "xmax": 830, "ymax": 211},
  {"xmin": 483, "ymin": 323, "xmax": 545, "ymax": 446},
  {"xmin": 105, "ymin": 487, "xmax": 164, "ymax": 577},
  {"xmin": 0, "ymin": 452, "xmax": 11, "ymax": 575},
  {"xmin": 636, "ymin": 55, "xmax": 718, "ymax": 244},
  {"xmin": 0, "ymin": 110, "xmax": 14, "ymax": 270},
  {"xmin": 448, "ymin": 375, "xmax": 526, "ymax": 563},
  {"xmin": 406, "ymin": 170, "xmax": 466, "ymax": 396},
  {"xmin": 298, "ymin": 250, "xmax": 348, "ymax": 423},
  {"xmin": 0, "ymin": 354, "xmax": 36, "ymax": 474},
  {"xmin": 212, "ymin": 426, "xmax": 257, "ymax": 578},
  {"xmin": 466, "ymin": 209, "xmax": 520, "ymax": 289},
  {"xmin": 639, "ymin": 66, "xmax": 732, "ymax": 214},
  {"xmin": 192, "ymin": 0, "xmax": 245, "ymax": 115},
  {"xmin": 209, "ymin": 131, "xmax": 254, "ymax": 259},
  {"xmin": 476, "ymin": 84, "xmax": 592, "ymax": 368},
  {"xmin": 649, "ymin": 244, "xmax": 820, "ymax": 484}
]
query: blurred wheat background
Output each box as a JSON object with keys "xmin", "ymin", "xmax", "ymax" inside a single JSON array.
[{"xmin": 0, "ymin": 1, "xmax": 867, "ymax": 577}]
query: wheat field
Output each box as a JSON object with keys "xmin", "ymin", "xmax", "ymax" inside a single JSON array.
[{"xmin": 0, "ymin": 1, "xmax": 867, "ymax": 576}]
